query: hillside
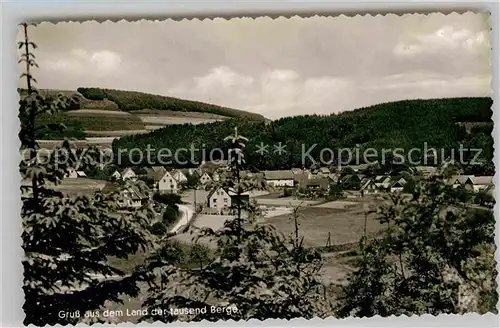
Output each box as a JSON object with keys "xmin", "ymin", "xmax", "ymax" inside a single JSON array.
[
  {"xmin": 113, "ymin": 97, "xmax": 494, "ymax": 169},
  {"xmin": 20, "ymin": 87, "xmax": 265, "ymax": 140},
  {"xmin": 76, "ymin": 87, "xmax": 265, "ymax": 120}
]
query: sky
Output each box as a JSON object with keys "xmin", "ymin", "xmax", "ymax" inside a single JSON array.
[{"xmin": 20, "ymin": 12, "xmax": 491, "ymax": 119}]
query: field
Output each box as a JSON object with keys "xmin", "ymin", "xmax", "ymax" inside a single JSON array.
[
  {"xmin": 66, "ymin": 111, "xmax": 146, "ymax": 131},
  {"xmin": 53, "ymin": 178, "xmax": 108, "ymax": 195},
  {"xmin": 255, "ymin": 196, "xmax": 321, "ymax": 207},
  {"xmin": 315, "ymin": 200, "xmax": 359, "ymax": 209},
  {"xmin": 135, "ymin": 110, "xmax": 227, "ymax": 131},
  {"xmin": 264, "ymin": 200, "xmax": 384, "ymax": 248},
  {"xmin": 31, "ymin": 87, "xmax": 262, "ymax": 141}
]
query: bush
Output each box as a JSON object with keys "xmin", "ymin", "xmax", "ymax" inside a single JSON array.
[{"xmin": 336, "ymin": 179, "xmax": 497, "ymax": 317}]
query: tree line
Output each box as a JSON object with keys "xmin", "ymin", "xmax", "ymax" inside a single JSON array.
[
  {"xmin": 113, "ymin": 97, "xmax": 494, "ymax": 169},
  {"xmin": 77, "ymin": 87, "xmax": 266, "ymax": 120}
]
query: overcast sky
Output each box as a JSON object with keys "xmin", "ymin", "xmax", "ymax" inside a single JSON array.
[{"xmin": 20, "ymin": 12, "xmax": 491, "ymax": 119}]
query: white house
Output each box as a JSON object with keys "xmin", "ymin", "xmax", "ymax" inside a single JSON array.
[
  {"xmin": 172, "ymin": 169, "xmax": 188, "ymax": 183},
  {"xmin": 447, "ymin": 175, "xmax": 474, "ymax": 189},
  {"xmin": 390, "ymin": 178, "xmax": 407, "ymax": 193},
  {"xmin": 207, "ymin": 187, "xmax": 231, "ymax": 209},
  {"xmin": 470, "ymin": 176, "xmax": 493, "ymax": 192},
  {"xmin": 199, "ymin": 171, "xmax": 213, "ymax": 185},
  {"xmin": 117, "ymin": 185, "xmax": 148, "ymax": 209},
  {"xmin": 111, "ymin": 170, "xmax": 121, "ymax": 180},
  {"xmin": 374, "ymin": 175, "xmax": 392, "ymax": 189},
  {"xmin": 65, "ymin": 168, "xmax": 87, "ymax": 179},
  {"xmin": 360, "ymin": 178, "xmax": 378, "ymax": 195},
  {"xmin": 263, "ymin": 170, "xmax": 295, "ymax": 187},
  {"xmin": 121, "ymin": 168, "xmax": 137, "ymax": 181},
  {"xmin": 158, "ymin": 170, "xmax": 178, "ymax": 193}
]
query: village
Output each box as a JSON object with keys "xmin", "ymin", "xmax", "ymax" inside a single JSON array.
[{"xmin": 58, "ymin": 159, "xmax": 495, "ymax": 243}]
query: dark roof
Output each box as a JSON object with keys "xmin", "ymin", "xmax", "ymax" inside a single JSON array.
[
  {"xmin": 305, "ymin": 178, "xmax": 330, "ymax": 189},
  {"xmin": 263, "ymin": 170, "xmax": 294, "ymax": 180},
  {"xmin": 207, "ymin": 186, "xmax": 229, "ymax": 200},
  {"xmin": 471, "ymin": 176, "xmax": 493, "ymax": 185},
  {"xmin": 145, "ymin": 166, "xmax": 167, "ymax": 181},
  {"xmin": 102, "ymin": 182, "xmax": 120, "ymax": 194},
  {"xmin": 124, "ymin": 185, "xmax": 148, "ymax": 200}
]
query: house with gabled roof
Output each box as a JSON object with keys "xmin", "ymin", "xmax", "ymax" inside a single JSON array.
[
  {"xmin": 199, "ymin": 171, "xmax": 213, "ymax": 185},
  {"xmin": 374, "ymin": 175, "xmax": 392, "ymax": 189},
  {"xmin": 207, "ymin": 186, "xmax": 251, "ymax": 210},
  {"xmin": 360, "ymin": 178, "xmax": 378, "ymax": 195},
  {"xmin": 158, "ymin": 170, "xmax": 178, "ymax": 193},
  {"xmin": 65, "ymin": 168, "xmax": 87, "ymax": 179},
  {"xmin": 305, "ymin": 178, "xmax": 330, "ymax": 191},
  {"xmin": 207, "ymin": 187, "xmax": 231, "ymax": 210},
  {"xmin": 111, "ymin": 170, "xmax": 121, "ymax": 180},
  {"xmin": 145, "ymin": 166, "xmax": 167, "ymax": 182},
  {"xmin": 117, "ymin": 185, "xmax": 148, "ymax": 209},
  {"xmin": 172, "ymin": 169, "xmax": 188, "ymax": 183},
  {"xmin": 470, "ymin": 176, "xmax": 493, "ymax": 192},
  {"xmin": 446, "ymin": 175, "xmax": 474, "ymax": 189},
  {"xmin": 390, "ymin": 178, "xmax": 407, "ymax": 193},
  {"xmin": 263, "ymin": 170, "xmax": 295, "ymax": 187},
  {"xmin": 121, "ymin": 167, "xmax": 138, "ymax": 181}
]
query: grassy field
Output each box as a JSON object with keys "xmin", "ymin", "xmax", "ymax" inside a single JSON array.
[
  {"xmin": 314, "ymin": 200, "xmax": 359, "ymax": 209},
  {"xmin": 255, "ymin": 197, "xmax": 321, "ymax": 207},
  {"xmin": 84, "ymin": 130, "xmax": 148, "ymax": 137},
  {"xmin": 80, "ymin": 98, "xmax": 120, "ymax": 111},
  {"xmin": 53, "ymin": 178, "xmax": 108, "ymax": 195},
  {"xmin": 264, "ymin": 201, "xmax": 384, "ymax": 247},
  {"xmin": 37, "ymin": 111, "xmax": 146, "ymax": 133},
  {"xmin": 131, "ymin": 109, "xmax": 229, "ymax": 119},
  {"xmin": 66, "ymin": 111, "xmax": 146, "ymax": 131}
]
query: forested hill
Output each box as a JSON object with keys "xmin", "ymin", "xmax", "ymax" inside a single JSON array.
[
  {"xmin": 76, "ymin": 87, "xmax": 265, "ymax": 120},
  {"xmin": 113, "ymin": 97, "xmax": 493, "ymax": 169}
]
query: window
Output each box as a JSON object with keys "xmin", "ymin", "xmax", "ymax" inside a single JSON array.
[
  {"xmin": 213, "ymin": 199, "xmax": 217, "ymax": 203},
  {"xmin": 170, "ymin": 184, "xmax": 174, "ymax": 189},
  {"xmin": 224, "ymin": 198, "xmax": 228, "ymax": 203}
]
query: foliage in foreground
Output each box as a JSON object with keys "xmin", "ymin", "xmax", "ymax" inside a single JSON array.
[
  {"xmin": 20, "ymin": 23, "xmax": 158, "ymax": 326},
  {"xmin": 336, "ymin": 177, "xmax": 497, "ymax": 317}
]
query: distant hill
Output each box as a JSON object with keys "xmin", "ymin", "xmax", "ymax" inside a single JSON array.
[
  {"xmin": 76, "ymin": 87, "xmax": 265, "ymax": 120},
  {"xmin": 113, "ymin": 97, "xmax": 493, "ymax": 169},
  {"xmin": 19, "ymin": 87, "xmax": 265, "ymax": 140}
]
